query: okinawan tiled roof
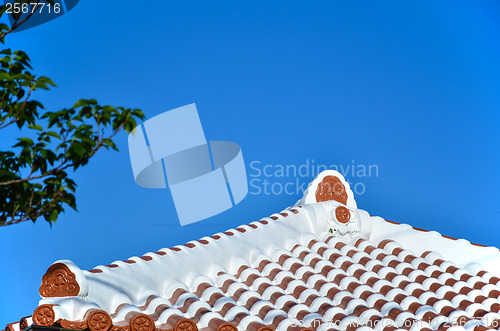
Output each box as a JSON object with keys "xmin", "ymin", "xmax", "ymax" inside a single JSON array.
[{"xmin": 5, "ymin": 170, "xmax": 500, "ymax": 331}]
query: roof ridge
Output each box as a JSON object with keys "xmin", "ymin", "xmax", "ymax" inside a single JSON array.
[
  {"xmin": 84, "ymin": 206, "xmax": 303, "ymax": 275},
  {"xmin": 381, "ymin": 219, "xmax": 492, "ymax": 249}
]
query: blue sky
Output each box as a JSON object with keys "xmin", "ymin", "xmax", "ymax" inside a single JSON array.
[{"xmin": 1, "ymin": 0, "xmax": 499, "ymax": 326}]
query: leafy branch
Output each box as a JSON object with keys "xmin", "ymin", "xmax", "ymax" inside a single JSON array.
[
  {"xmin": 0, "ymin": 1, "xmax": 145, "ymax": 226},
  {"xmin": 0, "ymin": 0, "xmax": 53, "ymax": 43}
]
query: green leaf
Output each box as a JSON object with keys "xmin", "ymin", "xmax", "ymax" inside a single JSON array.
[
  {"xmin": 28, "ymin": 124, "xmax": 43, "ymax": 131},
  {"xmin": 0, "ymin": 71, "xmax": 12, "ymax": 80},
  {"xmin": 49, "ymin": 209, "xmax": 58, "ymax": 222},
  {"xmin": 71, "ymin": 141, "xmax": 85, "ymax": 158},
  {"xmin": 45, "ymin": 131, "xmax": 61, "ymax": 139},
  {"xmin": 14, "ymin": 137, "xmax": 34, "ymax": 146}
]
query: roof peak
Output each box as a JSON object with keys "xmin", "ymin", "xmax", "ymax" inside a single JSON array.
[{"xmin": 295, "ymin": 170, "xmax": 357, "ymax": 209}]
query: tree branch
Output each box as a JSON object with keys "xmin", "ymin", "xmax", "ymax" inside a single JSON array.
[
  {"xmin": 0, "ymin": 123, "xmax": 124, "ymax": 187},
  {"xmin": 0, "ymin": 191, "xmax": 64, "ymax": 226},
  {"xmin": 0, "ymin": 1, "xmax": 46, "ymax": 41},
  {"xmin": 0, "ymin": 159, "xmax": 70, "ymax": 186},
  {"xmin": 0, "ymin": 117, "xmax": 17, "ymax": 130}
]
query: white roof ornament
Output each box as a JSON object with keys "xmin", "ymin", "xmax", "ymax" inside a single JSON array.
[
  {"xmin": 294, "ymin": 170, "xmax": 361, "ymax": 241},
  {"xmin": 295, "ymin": 170, "xmax": 357, "ymax": 209}
]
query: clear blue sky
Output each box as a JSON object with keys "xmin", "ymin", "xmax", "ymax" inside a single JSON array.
[{"xmin": 1, "ymin": 0, "xmax": 499, "ymax": 327}]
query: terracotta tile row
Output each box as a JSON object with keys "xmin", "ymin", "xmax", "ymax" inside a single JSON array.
[{"xmin": 85, "ymin": 208, "xmax": 302, "ymax": 274}]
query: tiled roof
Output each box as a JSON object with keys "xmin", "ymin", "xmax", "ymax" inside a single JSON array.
[{"xmin": 4, "ymin": 170, "xmax": 500, "ymax": 331}]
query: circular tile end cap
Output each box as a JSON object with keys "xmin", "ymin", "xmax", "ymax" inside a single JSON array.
[
  {"xmin": 19, "ymin": 316, "xmax": 31, "ymax": 330},
  {"xmin": 130, "ymin": 314, "xmax": 155, "ymax": 331},
  {"xmin": 33, "ymin": 305, "xmax": 56, "ymax": 327},
  {"xmin": 87, "ymin": 310, "xmax": 112, "ymax": 331},
  {"xmin": 217, "ymin": 323, "xmax": 237, "ymax": 331},
  {"xmin": 335, "ymin": 206, "xmax": 351, "ymax": 224},
  {"xmin": 174, "ymin": 318, "xmax": 198, "ymax": 331}
]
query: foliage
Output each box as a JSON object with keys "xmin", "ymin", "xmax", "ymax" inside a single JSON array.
[{"xmin": 0, "ymin": 1, "xmax": 145, "ymax": 226}]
